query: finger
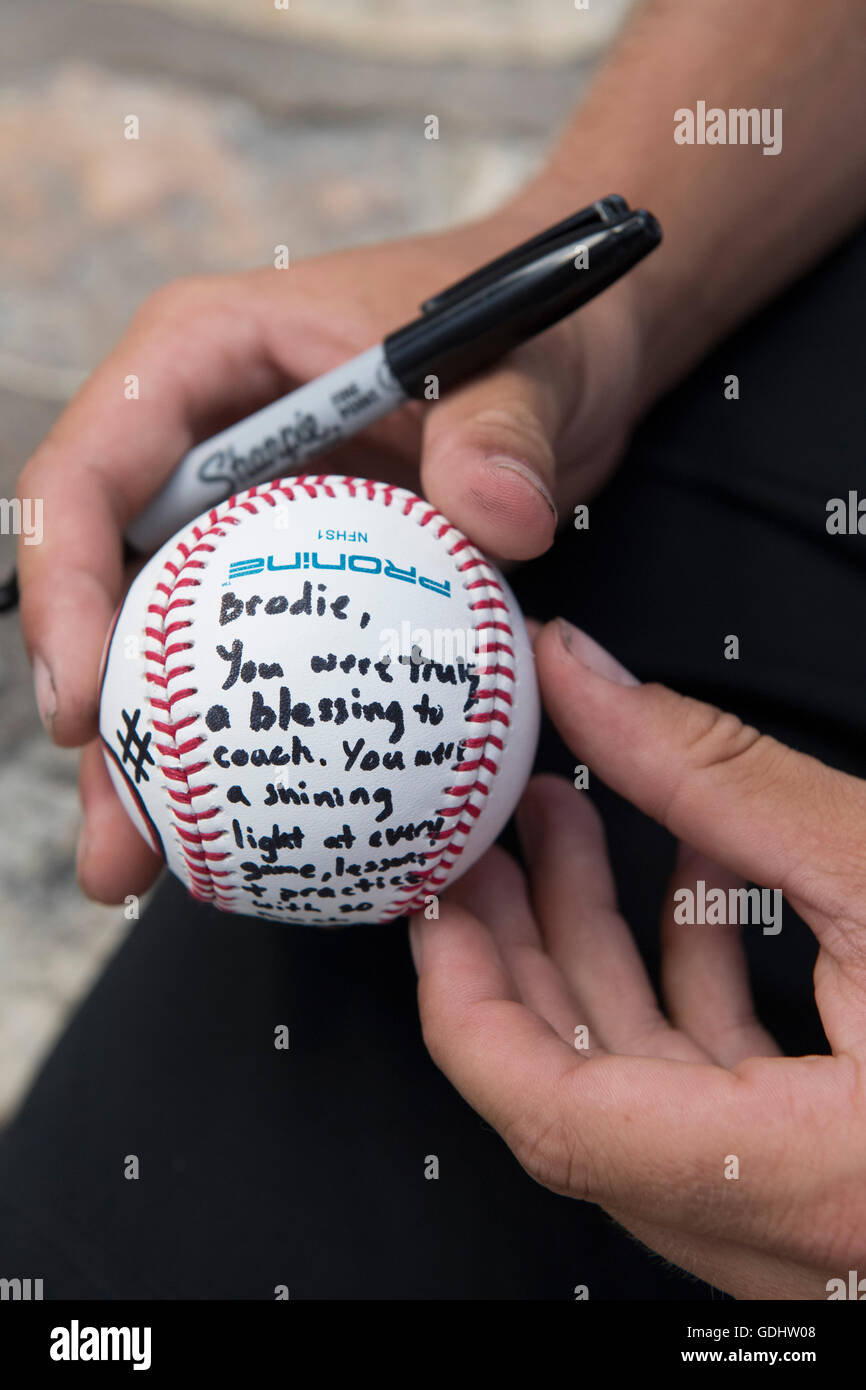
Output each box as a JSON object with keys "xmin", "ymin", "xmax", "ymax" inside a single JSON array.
[
  {"xmin": 412, "ymin": 925, "xmax": 850, "ymax": 1239},
  {"xmin": 18, "ymin": 273, "xmax": 290, "ymax": 748},
  {"xmin": 661, "ymin": 843, "xmax": 783, "ymax": 1066},
  {"xmin": 534, "ymin": 619, "xmax": 866, "ymax": 967},
  {"xmin": 409, "ymin": 900, "xmax": 585, "ymax": 1147},
  {"xmin": 517, "ymin": 775, "xmax": 708, "ymax": 1063},
  {"xmin": 77, "ymin": 739, "xmax": 163, "ymax": 904},
  {"xmin": 446, "ymin": 845, "xmax": 599, "ymax": 1050},
  {"xmin": 420, "ymin": 339, "xmax": 569, "ymax": 562},
  {"xmin": 411, "ymin": 894, "xmax": 855, "ymax": 1243}
]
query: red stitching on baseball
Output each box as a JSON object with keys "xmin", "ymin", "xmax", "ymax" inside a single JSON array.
[{"xmin": 138, "ymin": 476, "xmax": 519, "ymax": 919}]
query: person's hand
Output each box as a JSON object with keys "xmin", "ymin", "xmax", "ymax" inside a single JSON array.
[
  {"xmin": 410, "ymin": 618, "xmax": 866, "ymax": 1299},
  {"xmin": 16, "ymin": 214, "xmax": 644, "ymax": 903}
]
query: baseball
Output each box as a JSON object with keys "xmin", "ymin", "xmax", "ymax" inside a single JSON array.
[{"xmin": 99, "ymin": 474, "xmax": 539, "ymax": 925}]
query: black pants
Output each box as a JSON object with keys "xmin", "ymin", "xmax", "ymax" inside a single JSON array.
[{"xmin": 2, "ymin": 226, "xmax": 865, "ymax": 1301}]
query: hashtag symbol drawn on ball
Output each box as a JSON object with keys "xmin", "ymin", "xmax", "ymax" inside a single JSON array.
[{"xmin": 118, "ymin": 708, "xmax": 155, "ymax": 784}]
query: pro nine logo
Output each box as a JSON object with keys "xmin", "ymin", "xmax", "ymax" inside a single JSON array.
[{"xmin": 226, "ymin": 552, "xmax": 451, "ymax": 598}]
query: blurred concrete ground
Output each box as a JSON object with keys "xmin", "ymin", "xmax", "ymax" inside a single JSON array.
[{"xmin": 0, "ymin": 0, "xmax": 632, "ymax": 1118}]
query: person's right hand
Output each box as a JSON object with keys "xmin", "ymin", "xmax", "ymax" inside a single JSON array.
[
  {"xmin": 16, "ymin": 211, "xmax": 645, "ymax": 905},
  {"xmin": 410, "ymin": 621, "xmax": 866, "ymax": 1299}
]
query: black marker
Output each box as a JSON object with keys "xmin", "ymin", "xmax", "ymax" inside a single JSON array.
[
  {"xmin": 126, "ymin": 196, "xmax": 661, "ymax": 552},
  {"xmin": 0, "ymin": 197, "xmax": 661, "ymax": 612}
]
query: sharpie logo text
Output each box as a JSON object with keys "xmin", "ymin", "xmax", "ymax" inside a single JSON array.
[{"xmin": 197, "ymin": 413, "xmax": 341, "ymax": 494}]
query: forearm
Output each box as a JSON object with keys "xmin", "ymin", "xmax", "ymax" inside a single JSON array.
[{"xmin": 505, "ymin": 0, "xmax": 866, "ymax": 410}]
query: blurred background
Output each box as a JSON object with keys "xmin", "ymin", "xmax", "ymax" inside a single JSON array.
[{"xmin": 0, "ymin": 0, "xmax": 635, "ymax": 1119}]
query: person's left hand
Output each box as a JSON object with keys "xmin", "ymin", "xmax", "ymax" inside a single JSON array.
[{"xmin": 409, "ymin": 618, "xmax": 866, "ymax": 1300}]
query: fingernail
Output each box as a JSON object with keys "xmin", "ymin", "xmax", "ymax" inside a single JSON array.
[
  {"xmin": 492, "ymin": 458, "xmax": 557, "ymax": 521},
  {"xmin": 33, "ymin": 653, "xmax": 57, "ymax": 732},
  {"xmin": 556, "ymin": 619, "xmax": 640, "ymax": 686}
]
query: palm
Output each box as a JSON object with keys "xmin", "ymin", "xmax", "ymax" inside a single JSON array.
[{"xmin": 419, "ymin": 774, "xmax": 866, "ymax": 1299}]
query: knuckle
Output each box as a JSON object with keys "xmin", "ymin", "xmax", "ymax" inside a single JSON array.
[
  {"xmin": 657, "ymin": 694, "xmax": 782, "ymax": 825},
  {"xmin": 505, "ymin": 1065, "xmax": 607, "ymax": 1202},
  {"xmin": 795, "ymin": 854, "xmax": 866, "ymax": 923},
  {"xmin": 416, "ymin": 992, "xmax": 479, "ymax": 1073},
  {"xmin": 505, "ymin": 1110, "xmax": 584, "ymax": 1196},
  {"xmin": 679, "ymin": 699, "xmax": 765, "ymax": 774},
  {"xmin": 17, "ymin": 444, "xmax": 62, "ymax": 502},
  {"xmin": 469, "ymin": 404, "xmax": 555, "ymax": 467},
  {"xmin": 771, "ymin": 766, "xmax": 866, "ymax": 936},
  {"xmin": 804, "ymin": 781, "xmax": 866, "ymax": 900},
  {"xmin": 134, "ymin": 274, "xmax": 219, "ymax": 327}
]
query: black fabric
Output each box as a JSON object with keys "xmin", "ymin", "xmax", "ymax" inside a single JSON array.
[{"xmin": 2, "ymin": 223, "xmax": 865, "ymax": 1300}]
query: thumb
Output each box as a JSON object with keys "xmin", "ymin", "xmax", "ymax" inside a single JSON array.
[
  {"xmin": 535, "ymin": 618, "xmax": 866, "ymax": 963},
  {"xmin": 420, "ymin": 347, "xmax": 562, "ymax": 562}
]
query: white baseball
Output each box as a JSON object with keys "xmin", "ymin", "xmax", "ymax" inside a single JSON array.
[{"xmin": 99, "ymin": 474, "xmax": 539, "ymax": 925}]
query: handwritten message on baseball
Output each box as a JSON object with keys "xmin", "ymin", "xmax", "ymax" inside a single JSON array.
[{"xmin": 99, "ymin": 476, "xmax": 539, "ymax": 925}]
